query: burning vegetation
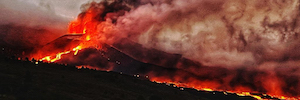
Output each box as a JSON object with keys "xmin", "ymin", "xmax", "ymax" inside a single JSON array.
[{"xmin": 2, "ymin": 0, "xmax": 300, "ymax": 99}]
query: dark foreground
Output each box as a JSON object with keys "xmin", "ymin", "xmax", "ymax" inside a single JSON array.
[{"xmin": 0, "ymin": 56, "xmax": 258, "ymax": 100}]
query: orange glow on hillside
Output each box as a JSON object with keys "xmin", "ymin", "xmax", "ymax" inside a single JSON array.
[
  {"xmin": 40, "ymin": 45, "xmax": 82, "ymax": 62},
  {"xmin": 34, "ymin": 1, "xmax": 300, "ymax": 100}
]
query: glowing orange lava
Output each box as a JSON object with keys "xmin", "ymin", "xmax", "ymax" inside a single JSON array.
[
  {"xmin": 35, "ymin": 1, "xmax": 300, "ymax": 100},
  {"xmin": 39, "ymin": 45, "xmax": 82, "ymax": 62},
  {"xmin": 149, "ymin": 78, "xmax": 298, "ymax": 100}
]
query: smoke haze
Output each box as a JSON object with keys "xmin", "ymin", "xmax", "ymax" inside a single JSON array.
[
  {"xmin": 114, "ymin": 0, "xmax": 300, "ymax": 68},
  {"xmin": 2, "ymin": 0, "xmax": 300, "ymax": 98},
  {"xmin": 69, "ymin": 0, "xmax": 300, "ymax": 97},
  {"xmin": 4, "ymin": 0, "xmax": 300, "ymax": 70}
]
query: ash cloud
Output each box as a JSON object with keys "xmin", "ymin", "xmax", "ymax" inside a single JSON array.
[
  {"xmin": 3, "ymin": 0, "xmax": 299, "ymax": 98},
  {"xmin": 72, "ymin": 0, "xmax": 300, "ymax": 97},
  {"xmin": 76, "ymin": 0, "xmax": 300, "ymax": 67},
  {"xmin": 116, "ymin": 0, "xmax": 300, "ymax": 68}
]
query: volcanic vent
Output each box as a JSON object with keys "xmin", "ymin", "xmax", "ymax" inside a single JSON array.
[{"xmin": 2, "ymin": 0, "xmax": 300, "ymax": 99}]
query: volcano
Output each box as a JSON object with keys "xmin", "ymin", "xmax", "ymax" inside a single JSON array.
[
  {"xmin": 0, "ymin": 53, "xmax": 262, "ymax": 100},
  {"xmin": 0, "ymin": 33, "xmax": 290, "ymax": 100},
  {"xmin": 2, "ymin": 0, "xmax": 300, "ymax": 100},
  {"xmin": 26, "ymin": 34, "xmax": 291, "ymax": 100}
]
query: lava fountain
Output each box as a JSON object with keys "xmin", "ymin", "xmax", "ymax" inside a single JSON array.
[{"xmin": 26, "ymin": 0, "xmax": 300, "ymax": 99}]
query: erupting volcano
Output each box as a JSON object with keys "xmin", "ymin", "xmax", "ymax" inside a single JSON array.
[{"xmin": 2, "ymin": 0, "xmax": 300, "ymax": 100}]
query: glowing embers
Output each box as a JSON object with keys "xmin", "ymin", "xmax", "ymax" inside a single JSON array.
[
  {"xmin": 33, "ymin": 1, "xmax": 300, "ymax": 99},
  {"xmin": 86, "ymin": 35, "xmax": 91, "ymax": 41},
  {"xmin": 203, "ymin": 88, "xmax": 213, "ymax": 92},
  {"xmin": 73, "ymin": 45, "xmax": 82, "ymax": 55},
  {"xmin": 235, "ymin": 92, "xmax": 262, "ymax": 100},
  {"xmin": 40, "ymin": 45, "xmax": 82, "ymax": 62},
  {"xmin": 149, "ymin": 77, "xmax": 299, "ymax": 100}
]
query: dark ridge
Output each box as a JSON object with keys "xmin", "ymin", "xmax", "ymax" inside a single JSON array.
[{"xmin": 0, "ymin": 55, "xmax": 258, "ymax": 100}]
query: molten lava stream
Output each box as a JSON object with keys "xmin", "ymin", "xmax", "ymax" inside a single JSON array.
[
  {"xmin": 39, "ymin": 10, "xmax": 100, "ymax": 63},
  {"xmin": 38, "ymin": 33, "xmax": 99, "ymax": 63},
  {"xmin": 36, "ymin": 1, "xmax": 300, "ymax": 99},
  {"xmin": 36, "ymin": 34, "xmax": 297, "ymax": 100},
  {"xmin": 36, "ymin": 25, "xmax": 297, "ymax": 100},
  {"xmin": 39, "ymin": 45, "xmax": 82, "ymax": 63},
  {"xmin": 148, "ymin": 76, "xmax": 297, "ymax": 100}
]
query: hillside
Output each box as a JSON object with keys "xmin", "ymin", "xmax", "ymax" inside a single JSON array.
[{"xmin": 0, "ymin": 55, "xmax": 258, "ymax": 100}]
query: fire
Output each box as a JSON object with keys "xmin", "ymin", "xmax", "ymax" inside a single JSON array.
[
  {"xmin": 73, "ymin": 45, "xmax": 82, "ymax": 55},
  {"xmin": 149, "ymin": 78, "xmax": 265, "ymax": 99},
  {"xmin": 38, "ymin": 9, "xmax": 98, "ymax": 63},
  {"xmin": 86, "ymin": 35, "xmax": 91, "ymax": 41},
  {"xmin": 33, "ymin": 1, "xmax": 300, "ymax": 100},
  {"xmin": 40, "ymin": 45, "xmax": 82, "ymax": 62},
  {"xmin": 203, "ymin": 88, "xmax": 213, "ymax": 92},
  {"xmin": 150, "ymin": 78, "xmax": 299, "ymax": 100},
  {"xmin": 38, "ymin": 2, "xmax": 103, "ymax": 63},
  {"xmin": 236, "ymin": 92, "xmax": 262, "ymax": 100}
]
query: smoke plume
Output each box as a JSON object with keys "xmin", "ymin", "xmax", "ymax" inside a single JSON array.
[
  {"xmin": 67, "ymin": 0, "xmax": 300, "ymax": 97},
  {"xmin": 76, "ymin": 0, "xmax": 300, "ymax": 68},
  {"xmin": 115, "ymin": 0, "xmax": 300, "ymax": 68},
  {"xmin": 3, "ymin": 0, "xmax": 300, "ymax": 98}
]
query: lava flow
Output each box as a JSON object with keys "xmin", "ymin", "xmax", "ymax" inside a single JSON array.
[
  {"xmin": 29, "ymin": 0, "xmax": 300, "ymax": 100},
  {"xmin": 36, "ymin": 2, "xmax": 104, "ymax": 62}
]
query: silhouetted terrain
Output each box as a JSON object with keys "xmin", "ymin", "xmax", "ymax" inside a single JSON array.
[{"xmin": 0, "ymin": 54, "xmax": 259, "ymax": 100}]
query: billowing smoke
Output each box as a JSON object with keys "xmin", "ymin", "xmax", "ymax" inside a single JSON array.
[
  {"xmin": 116, "ymin": 0, "xmax": 300, "ymax": 68},
  {"xmin": 79, "ymin": 0, "xmax": 300, "ymax": 68},
  {"xmin": 67, "ymin": 0, "xmax": 300, "ymax": 97},
  {"xmin": 2, "ymin": 0, "xmax": 300, "ymax": 98}
]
